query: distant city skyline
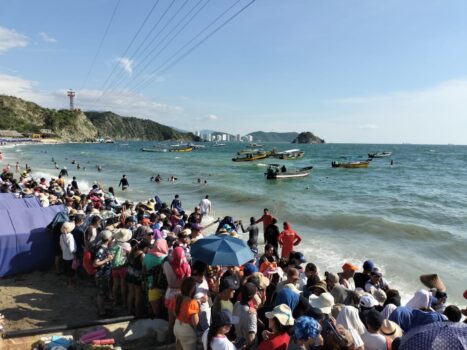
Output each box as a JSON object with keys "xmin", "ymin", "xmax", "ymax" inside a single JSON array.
[{"xmin": 1, "ymin": 1, "xmax": 467, "ymax": 144}]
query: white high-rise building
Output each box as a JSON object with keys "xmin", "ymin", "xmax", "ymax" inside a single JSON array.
[
  {"xmin": 222, "ymin": 134, "xmax": 227, "ymax": 141},
  {"xmin": 247, "ymin": 135, "xmax": 253, "ymax": 142}
]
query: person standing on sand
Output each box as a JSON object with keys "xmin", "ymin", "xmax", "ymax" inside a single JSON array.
[
  {"xmin": 93, "ymin": 230, "xmax": 114, "ymax": 318},
  {"xmin": 239, "ymin": 217, "xmax": 259, "ymax": 251},
  {"xmin": 119, "ymin": 174, "xmax": 129, "ymax": 191},
  {"xmin": 256, "ymin": 208, "xmax": 274, "ymax": 235},
  {"xmin": 278, "ymin": 222, "xmax": 302, "ymax": 258},
  {"xmin": 264, "ymin": 218, "xmax": 280, "ymax": 256},
  {"xmin": 71, "ymin": 176, "xmax": 79, "ymax": 191}
]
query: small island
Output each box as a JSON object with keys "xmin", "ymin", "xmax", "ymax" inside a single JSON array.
[{"xmin": 292, "ymin": 131, "xmax": 325, "ymax": 144}]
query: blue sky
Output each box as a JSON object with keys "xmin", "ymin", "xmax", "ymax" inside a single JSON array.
[{"xmin": 1, "ymin": 0, "xmax": 467, "ymax": 143}]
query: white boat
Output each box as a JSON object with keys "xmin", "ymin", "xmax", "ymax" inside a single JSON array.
[
  {"xmin": 212, "ymin": 142, "xmax": 227, "ymax": 147},
  {"xmin": 271, "ymin": 148, "xmax": 305, "ymax": 160},
  {"xmin": 368, "ymin": 151, "xmax": 392, "ymax": 158},
  {"xmin": 265, "ymin": 164, "xmax": 313, "ymax": 179}
]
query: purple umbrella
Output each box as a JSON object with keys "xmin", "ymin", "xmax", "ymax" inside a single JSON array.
[{"xmin": 400, "ymin": 321, "xmax": 467, "ymax": 350}]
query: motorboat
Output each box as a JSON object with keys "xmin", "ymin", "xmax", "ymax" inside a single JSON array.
[
  {"xmin": 247, "ymin": 143, "xmax": 263, "ymax": 148},
  {"xmin": 368, "ymin": 151, "xmax": 392, "ymax": 158},
  {"xmin": 331, "ymin": 161, "xmax": 370, "ymax": 168},
  {"xmin": 270, "ymin": 148, "xmax": 305, "ymax": 160},
  {"xmin": 232, "ymin": 150, "xmax": 268, "ymax": 162},
  {"xmin": 212, "ymin": 142, "xmax": 227, "ymax": 147},
  {"xmin": 265, "ymin": 164, "xmax": 313, "ymax": 179},
  {"xmin": 169, "ymin": 144, "xmax": 193, "ymax": 152}
]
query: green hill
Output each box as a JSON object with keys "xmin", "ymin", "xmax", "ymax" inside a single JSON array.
[
  {"xmin": 0, "ymin": 95, "xmax": 199, "ymax": 142},
  {"xmin": 84, "ymin": 111, "xmax": 199, "ymax": 141},
  {"xmin": 247, "ymin": 131, "xmax": 299, "ymax": 142}
]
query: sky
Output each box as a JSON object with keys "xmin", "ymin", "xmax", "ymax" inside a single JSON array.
[{"xmin": 1, "ymin": 0, "xmax": 467, "ymax": 144}]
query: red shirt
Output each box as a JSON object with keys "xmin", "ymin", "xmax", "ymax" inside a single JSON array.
[
  {"xmin": 257, "ymin": 214, "xmax": 274, "ymax": 232},
  {"xmin": 257, "ymin": 332, "xmax": 290, "ymax": 350}
]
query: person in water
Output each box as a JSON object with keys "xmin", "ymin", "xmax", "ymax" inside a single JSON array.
[{"xmin": 119, "ymin": 175, "xmax": 129, "ymax": 191}]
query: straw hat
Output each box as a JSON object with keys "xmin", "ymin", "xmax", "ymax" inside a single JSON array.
[
  {"xmin": 114, "ymin": 228, "xmax": 132, "ymax": 243},
  {"xmin": 379, "ymin": 319, "xmax": 403, "ymax": 339},
  {"xmin": 265, "ymin": 304, "xmax": 294, "ymax": 326},
  {"xmin": 420, "ymin": 274, "xmax": 446, "ymax": 293},
  {"xmin": 309, "ymin": 281, "xmax": 328, "ymax": 294},
  {"xmin": 61, "ymin": 221, "xmax": 75, "ymax": 234}
]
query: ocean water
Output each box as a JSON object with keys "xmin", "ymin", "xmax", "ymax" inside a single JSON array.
[{"xmin": 4, "ymin": 142, "xmax": 467, "ymax": 305}]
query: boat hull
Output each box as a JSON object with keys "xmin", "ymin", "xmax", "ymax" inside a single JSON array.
[
  {"xmin": 232, "ymin": 154, "xmax": 268, "ymax": 162},
  {"xmin": 332, "ymin": 161, "xmax": 369, "ymax": 168}
]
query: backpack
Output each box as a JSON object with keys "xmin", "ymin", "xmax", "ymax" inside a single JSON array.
[
  {"xmin": 111, "ymin": 245, "xmax": 126, "ymax": 269},
  {"xmin": 82, "ymin": 244, "xmax": 98, "ymax": 276},
  {"xmin": 151, "ymin": 259, "xmax": 168, "ymax": 290}
]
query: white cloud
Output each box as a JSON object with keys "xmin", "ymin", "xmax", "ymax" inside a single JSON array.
[
  {"xmin": 39, "ymin": 32, "xmax": 57, "ymax": 43},
  {"xmin": 0, "ymin": 73, "xmax": 183, "ymax": 120},
  {"xmin": 321, "ymin": 79, "xmax": 467, "ymax": 144},
  {"xmin": 117, "ymin": 57, "xmax": 133, "ymax": 75},
  {"xmin": 195, "ymin": 114, "xmax": 219, "ymax": 121},
  {"xmin": 0, "ymin": 27, "xmax": 28, "ymax": 53}
]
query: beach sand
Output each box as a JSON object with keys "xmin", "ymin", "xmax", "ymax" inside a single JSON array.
[{"xmin": 0, "ymin": 270, "xmax": 100, "ymax": 332}]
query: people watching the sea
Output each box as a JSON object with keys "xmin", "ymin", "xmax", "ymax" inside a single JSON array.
[
  {"xmin": 118, "ymin": 174, "xmax": 129, "ymax": 191},
  {"xmin": 1, "ymin": 162, "xmax": 466, "ymax": 350}
]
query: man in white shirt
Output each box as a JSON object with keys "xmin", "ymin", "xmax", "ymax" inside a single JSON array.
[
  {"xmin": 199, "ymin": 195, "xmax": 212, "ymax": 217},
  {"xmin": 361, "ymin": 309, "xmax": 387, "ymax": 350}
]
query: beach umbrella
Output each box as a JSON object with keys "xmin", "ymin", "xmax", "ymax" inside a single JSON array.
[
  {"xmin": 190, "ymin": 234, "xmax": 254, "ymax": 266},
  {"xmin": 399, "ymin": 322, "xmax": 467, "ymax": 350}
]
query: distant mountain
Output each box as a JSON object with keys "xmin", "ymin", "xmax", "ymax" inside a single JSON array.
[
  {"xmin": 247, "ymin": 131, "xmax": 299, "ymax": 143},
  {"xmin": 292, "ymin": 132, "xmax": 325, "ymax": 144},
  {"xmin": 85, "ymin": 111, "xmax": 199, "ymax": 141},
  {"xmin": 0, "ymin": 95, "xmax": 200, "ymax": 142}
]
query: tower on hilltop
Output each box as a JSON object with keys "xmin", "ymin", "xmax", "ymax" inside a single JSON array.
[{"xmin": 67, "ymin": 89, "xmax": 75, "ymax": 110}]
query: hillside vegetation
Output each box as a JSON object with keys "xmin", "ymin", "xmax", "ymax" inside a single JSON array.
[{"xmin": 0, "ymin": 95, "xmax": 199, "ymax": 142}]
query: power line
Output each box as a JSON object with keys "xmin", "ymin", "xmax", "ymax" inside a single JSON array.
[
  {"xmin": 134, "ymin": 0, "xmax": 257, "ymax": 93},
  {"xmin": 105, "ymin": 0, "xmax": 191, "ymax": 94},
  {"xmin": 109, "ymin": 0, "xmax": 209, "ymax": 94},
  {"xmin": 80, "ymin": 0, "xmax": 122, "ymax": 91},
  {"xmin": 88, "ymin": 0, "xmax": 161, "ymax": 108}
]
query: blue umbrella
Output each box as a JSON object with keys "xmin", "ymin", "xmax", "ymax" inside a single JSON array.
[
  {"xmin": 190, "ymin": 234, "xmax": 254, "ymax": 266},
  {"xmin": 400, "ymin": 321, "xmax": 467, "ymax": 350}
]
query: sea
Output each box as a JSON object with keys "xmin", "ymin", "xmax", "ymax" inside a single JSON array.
[{"xmin": 4, "ymin": 142, "xmax": 467, "ymax": 305}]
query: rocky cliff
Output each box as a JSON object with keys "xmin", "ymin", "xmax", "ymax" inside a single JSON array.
[{"xmin": 292, "ymin": 131, "xmax": 325, "ymax": 144}]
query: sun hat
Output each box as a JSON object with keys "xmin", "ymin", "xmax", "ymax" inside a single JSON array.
[
  {"xmin": 363, "ymin": 260, "xmax": 375, "ymax": 271},
  {"xmin": 61, "ymin": 221, "xmax": 75, "ymax": 234},
  {"xmin": 68, "ymin": 209, "xmax": 78, "ymax": 217},
  {"xmin": 211, "ymin": 310, "xmax": 239, "ymax": 327},
  {"xmin": 114, "ymin": 228, "xmax": 132, "ymax": 243},
  {"xmin": 159, "ymin": 213, "xmax": 167, "ymax": 220},
  {"xmin": 309, "ymin": 292, "xmax": 334, "ymax": 315},
  {"xmin": 342, "ymin": 262, "xmax": 359, "ymax": 271},
  {"xmin": 379, "ymin": 319, "xmax": 403, "ymax": 339},
  {"xmin": 100, "ymin": 230, "xmax": 112, "ymax": 241},
  {"xmin": 265, "ymin": 304, "xmax": 295, "ymax": 326},
  {"xmin": 309, "ymin": 281, "xmax": 328, "ymax": 294},
  {"xmin": 247, "ymin": 272, "xmax": 270, "ymax": 290},
  {"xmin": 359, "ymin": 293, "xmax": 379, "ymax": 308},
  {"xmin": 294, "ymin": 316, "xmax": 320, "ymax": 341},
  {"xmin": 419, "ymin": 274, "xmax": 446, "ymax": 293}
]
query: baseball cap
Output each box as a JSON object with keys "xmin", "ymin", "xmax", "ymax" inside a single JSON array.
[
  {"xmin": 294, "ymin": 316, "xmax": 320, "ymax": 341},
  {"xmin": 220, "ymin": 274, "xmax": 240, "ymax": 291},
  {"xmin": 243, "ymin": 262, "xmax": 258, "ymax": 276},
  {"xmin": 211, "ymin": 310, "xmax": 239, "ymax": 327},
  {"xmin": 359, "ymin": 294, "xmax": 378, "ymax": 308},
  {"xmin": 363, "ymin": 260, "xmax": 375, "ymax": 271},
  {"xmin": 371, "ymin": 267, "xmax": 383, "ymax": 277},
  {"xmin": 342, "ymin": 262, "xmax": 359, "ymax": 271}
]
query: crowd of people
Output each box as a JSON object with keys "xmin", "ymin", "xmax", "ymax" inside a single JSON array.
[{"xmin": 1, "ymin": 162, "xmax": 467, "ymax": 350}]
